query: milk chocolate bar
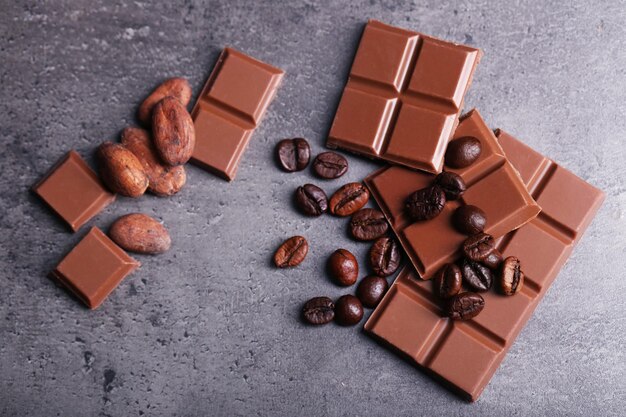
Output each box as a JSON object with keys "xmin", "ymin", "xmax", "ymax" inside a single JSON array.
[
  {"xmin": 365, "ymin": 130, "xmax": 604, "ymax": 401},
  {"xmin": 191, "ymin": 48, "xmax": 284, "ymax": 181},
  {"xmin": 365, "ymin": 109, "xmax": 540, "ymax": 279},
  {"xmin": 32, "ymin": 150, "xmax": 116, "ymax": 232},
  {"xmin": 327, "ymin": 20, "xmax": 482, "ymax": 173},
  {"xmin": 51, "ymin": 227, "xmax": 140, "ymax": 309}
]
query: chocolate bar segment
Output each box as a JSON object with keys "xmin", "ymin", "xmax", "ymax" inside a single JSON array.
[
  {"xmin": 50, "ymin": 227, "xmax": 140, "ymax": 309},
  {"xmin": 365, "ymin": 130, "xmax": 604, "ymax": 401},
  {"xmin": 327, "ymin": 20, "xmax": 481, "ymax": 173},
  {"xmin": 32, "ymin": 150, "xmax": 116, "ymax": 232},
  {"xmin": 365, "ymin": 109, "xmax": 540, "ymax": 279},
  {"xmin": 191, "ymin": 48, "xmax": 284, "ymax": 181}
]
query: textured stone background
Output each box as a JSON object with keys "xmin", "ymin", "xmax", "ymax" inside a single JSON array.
[{"xmin": 0, "ymin": 0, "xmax": 624, "ymax": 416}]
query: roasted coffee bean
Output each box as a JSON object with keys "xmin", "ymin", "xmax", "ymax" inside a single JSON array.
[
  {"xmin": 369, "ymin": 237, "xmax": 401, "ymax": 277},
  {"xmin": 461, "ymin": 258, "xmax": 493, "ymax": 292},
  {"xmin": 334, "ymin": 295, "xmax": 364, "ymax": 326},
  {"xmin": 405, "ymin": 185, "xmax": 446, "ymax": 221},
  {"xmin": 294, "ymin": 184, "xmax": 328, "ymax": 216},
  {"xmin": 274, "ymin": 236, "xmax": 308, "ymax": 268},
  {"xmin": 499, "ymin": 256, "xmax": 524, "ymax": 296},
  {"xmin": 445, "ymin": 136, "xmax": 482, "ymax": 168},
  {"xmin": 356, "ymin": 276, "xmax": 388, "ymax": 308},
  {"xmin": 302, "ymin": 297, "xmax": 335, "ymax": 325},
  {"xmin": 349, "ymin": 208, "xmax": 388, "ymax": 241},
  {"xmin": 312, "ymin": 151, "xmax": 348, "ymax": 179},
  {"xmin": 452, "ymin": 205, "xmax": 487, "ymax": 235},
  {"xmin": 434, "ymin": 263, "xmax": 462, "ymax": 299},
  {"xmin": 328, "ymin": 249, "xmax": 359, "ymax": 286},
  {"xmin": 462, "ymin": 233, "xmax": 496, "ymax": 262},
  {"xmin": 434, "ymin": 171, "xmax": 467, "ymax": 200},
  {"xmin": 329, "ymin": 183, "xmax": 369, "ymax": 217},
  {"xmin": 276, "ymin": 138, "xmax": 310, "ymax": 172},
  {"xmin": 447, "ymin": 292, "xmax": 485, "ymax": 320},
  {"xmin": 483, "ymin": 249, "xmax": 503, "ymax": 270}
]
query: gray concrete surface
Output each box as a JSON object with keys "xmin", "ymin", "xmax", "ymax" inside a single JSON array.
[{"xmin": 1, "ymin": 0, "xmax": 624, "ymax": 416}]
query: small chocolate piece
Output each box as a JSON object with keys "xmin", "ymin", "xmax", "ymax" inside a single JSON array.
[
  {"xmin": 433, "ymin": 263, "xmax": 462, "ymax": 299},
  {"xmin": 434, "ymin": 171, "xmax": 466, "ymax": 200},
  {"xmin": 483, "ymin": 249, "xmax": 503, "ymax": 270},
  {"xmin": 137, "ymin": 77, "xmax": 192, "ymax": 126},
  {"xmin": 109, "ymin": 213, "xmax": 171, "ymax": 254},
  {"xmin": 349, "ymin": 208, "xmax": 388, "ymax": 241},
  {"xmin": 452, "ymin": 205, "xmax": 487, "ymax": 235},
  {"xmin": 334, "ymin": 295, "xmax": 364, "ymax": 326},
  {"xmin": 276, "ymin": 138, "xmax": 310, "ymax": 172},
  {"xmin": 274, "ymin": 236, "xmax": 308, "ymax": 268},
  {"xmin": 32, "ymin": 151, "xmax": 115, "ymax": 232},
  {"xmin": 462, "ymin": 233, "xmax": 496, "ymax": 262},
  {"xmin": 96, "ymin": 142, "xmax": 149, "ymax": 198},
  {"xmin": 329, "ymin": 183, "xmax": 369, "ymax": 217},
  {"xmin": 50, "ymin": 227, "xmax": 140, "ymax": 309},
  {"xmin": 445, "ymin": 136, "xmax": 482, "ymax": 168},
  {"xmin": 461, "ymin": 258, "xmax": 493, "ymax": 292},
  {"xmin": 312, "ymin": 151, "xmax": 349, "ymax": 179},
  {"xmin": 405, "ymin": 186, "xmax": 446, "ymax": 221},
  {"xmin": 447, "ymin": 292, "xmax": 485, "ymax": 320},
  {"xmin": 369, "ymin": 237, "xmax": 401, "ymax": 277},
  {"xmin": 499, "ymin": 256, "xmax": 524, "ymax": 296},
  {"xmin": 327, "ymin": 249, "xmax": 359, "ymax": 286},
  {"xmin": 294, "ymin": 184, "xmax": 328, "ymax": 216},
  {"xmin": 356, "ymin": 276, "xmax": 388, "ymax": 308},
  {"xmin": 302, "ymin": 297, "xmax": 335, "ymax": 325}
]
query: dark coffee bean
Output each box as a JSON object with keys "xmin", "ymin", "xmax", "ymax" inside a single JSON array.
[
  {"xmin": 461, "ymin": 258, "xmax": 493, "ymax": 292},
  {"xmin": 447, "ymin": 292, "xmax": 485, "ymax": 320},
  {"xmin": 349, "ymin": 208, "xmax": 389, "ymax": 241},
  {"xmin": 274, "ymin": 236, "xmax": 308, "ymax": 268},
  {"xmin": 434, "ymin": 263, "xmax": 462, "ymax": 299},
  {"xmin": 328, "ymin": 249, "xmax": 359, "ymax": 286},
  {"xmin": 356, "ymin": 276, "xmax": 388, "ymax": 308},
  {"xmin": 302, "ymin": 296, "xmax": 335, "ymax": 325},
  {"xmin": 312, "ymin": 151, "xmax": 348, "ymax": 179},
  {"xmin": 405, "ymin": 185, "xmax": 446, "ymax": 221},
  {"xmin": 445, "ymin": 136, "xmax": 482, "ymax": 168},
  {"xmin": 483, "ymin": 249, "xmax": 503, "ymax": 270},
  {"xmin": 294, "ymin": 184, "xmax": 328, "ymax": 216},
  {"xmin": 462, "ymin": 233, "xmax": 496, "ymax": 262},
  {"xmin": 276, "ymin": 138, "xmax": 310, "ymax": 172},
  {"xmin": 329, "ymin": 182, "xmax": 370, "ymax": 217},
  {"xmin": 452, "ymin": 205, "xmax": 487, "ymax": 235},
  {"xmin": 334, "ymin": 295, "xmax": 364, "ymax": 326},
  {"xmin": 434, "ymin": 171, "xmax": 467, "ymax": 200},
  {"xmin": 499, "ymin": 256, "xmax": 524, "ymax": 296},
  {"xmin": 369, "ymin": 237, "xmax": 401, "ymax": 277}
]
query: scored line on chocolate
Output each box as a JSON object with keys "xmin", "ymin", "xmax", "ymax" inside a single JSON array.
[{"xmin": 196, "ymin": 96, "xmax": 257, "ymax": 129}]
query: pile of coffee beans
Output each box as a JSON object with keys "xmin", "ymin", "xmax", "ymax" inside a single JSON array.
[{"xmin": 273, "ymin": 138, "xmax": 402, "ymax": 326}]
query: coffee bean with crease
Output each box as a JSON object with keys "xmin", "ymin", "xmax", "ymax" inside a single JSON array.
[
  {"xmin": 405, "ymin": 185, "xmax": 446, "ymax": 221},
  {"xmin": 349, "ymin": 208, "xmax": 388, "ymax": 241},
  {"xmin": 447, "ymin": 292, "xmax": 485, "ymax": 320},
  {"xmin": 483, "ymin": 248, "xmax": 503, "ymax": 270},
  {"xmin": 369, "ymin": 237, "xmax": 401, "ymax": 277},
  {"xmin": 329, "ymin": 182, "xmax": 369, "ymax": 217},
  {"xmin": 461, "ymin": 258, "xmax": 493, "ymax": 292},
  {"xmin": 294, "ymin": 184, "xmax": 328, "ymax": 216},
  {"xmin": 334, "ymin": 295, "xmax": 364, "ymax": 326},
  {"xmin": 445, "ymin": 136, "xmax": 482, "ymax": 168},
  {"xmin": 276, "ymin": 138, "xmax": 310, "ymax": 172},
  {"xmin": 452, "ymin": 205, "xmax": 487, "ymax": 235},
  {"xmin": 302, "ymin": 296, "xmax": 335, "ymax": 325},
  {"xmin": 499, "ymin": 256, "xmax": 524, "ymax": 296},
  {"xmin": 434, "ymin": 172, "xmax": 466, "ymax": 200},
  {"xmin": 462, "ymin": 233, "xmax": 496, "ymax": 262},
  {"xmin": 312, "ymin": 151, "xmax": 348, "ymax": 179},
  {"xmin": 273, "ymin": 236, "xmax": 308, "ymax": 268},
  {"xmin": 434, "ymin": 263, "xmax": 462, "ymax": 299},
  {"xmin": 356, "ymin": 276, "xmax": 388, "ymax": 308}
]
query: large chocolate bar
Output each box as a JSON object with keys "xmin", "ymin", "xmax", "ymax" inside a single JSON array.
[
  {"xmin": 365, "ymin": 109, "xmax": 540, "ymax": 279},
  {"xmin": 327, "ymin": 20, "xmax": 481, "ymax": 173},
  {"xmin": 364, "ymin": 130, "xmax": 604, "ymax": 401},
  {"xmin": 191, "ymin": 48, "xmax": 284, "ymax": 181}
]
